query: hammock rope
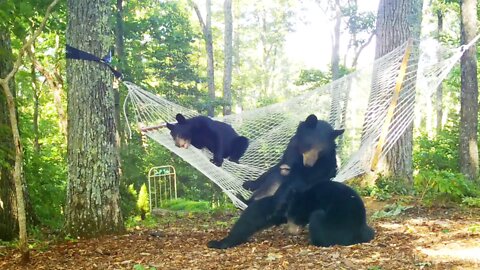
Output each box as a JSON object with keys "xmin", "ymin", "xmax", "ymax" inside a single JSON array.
[{"xmin": 123, "ymin": 37, "xmax": 478, "ymax": 209}]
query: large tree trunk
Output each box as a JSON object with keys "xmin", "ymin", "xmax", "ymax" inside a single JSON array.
[
  {"xmin": 223, "ymin": 0, "xmax": 233, "ymax": 116},
  {"xmin": 0, "ymin": 27, "xmax": 18, "ymax": 242},
  {"xmin": 459, "ymin": 0, "xmax": 479, "ymax": 181},
  {"xmin": 372, "ymin": 0, "xmax": 422, "ymax": 184},
  {"xmin": 65, "ymin": 0, "xmax": 124, "ymax": 238}
]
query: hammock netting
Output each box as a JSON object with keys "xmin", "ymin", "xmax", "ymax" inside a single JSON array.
[{"xmin": 123, "ymin": 39, "xmax": 472, "ymax": 209}]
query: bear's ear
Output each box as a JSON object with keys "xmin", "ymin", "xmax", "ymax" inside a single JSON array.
[
  {"xmin": 304, "ymin": 114, "xmax": 318, "ymax": 129},
  {"xmin": 331, "ymin": 129, "xmax": 345, "ymax": 139},
  {"xmin": 176, "ymin": 113, "xmax": 187, "ymax": 124},
  {"xmin": 166, "ymin": 123, "xmax": 174, "ymax": 130}
]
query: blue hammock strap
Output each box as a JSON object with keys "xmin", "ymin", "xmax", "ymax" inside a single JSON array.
[{"xmin": 66, "ymin": 44, "xmax": 122, "ymax": 79}]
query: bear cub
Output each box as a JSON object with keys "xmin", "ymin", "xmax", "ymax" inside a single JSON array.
[
  {"xmin": 166, "ymin": 113, "xmax": 249, "ymax": 166},
  {"xmin": 286, "ymin": 179, "xmax": 375, "ymax": 247}
]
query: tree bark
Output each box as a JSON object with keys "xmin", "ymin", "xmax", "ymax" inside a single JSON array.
[
  {"xmin": 435, "ymin": 10, "xmax": 443, "ymax": 134},
  {"xmin": 66, "ymin": 0, "xmax": 124, "ymax": 238},
  {"xmin": 223, "ymin": 0, "xmax": 233, "ymax": 115},
  {"xmin": 114, "ymin": 0, "xmax": 125, "ymax": 145},
  {"xmin": 329, "ymin": 0, "xmax": 342, "ymax": 127},
  {"xmin": 190, "ymin": 0, "xmax": 215, "ymax": 116},
  {"xmin": 372, "ymin": 0, "xmax": 422, "ymax": 184},
  {"xmin": 30, "ymin": 48, "xmax": 41, "ymax": 153},
  {"xmin": 459, "ymin": 0, "xmax": 479, "ymax": 180},
  {"xmin": 0, "ymin": 27, "xmax": 18, "ymax": 242}
]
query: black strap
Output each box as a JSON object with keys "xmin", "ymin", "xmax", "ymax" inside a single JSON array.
[{"xmin": 66, "ymin": 44, "xmax": 122, "ymax": 79}]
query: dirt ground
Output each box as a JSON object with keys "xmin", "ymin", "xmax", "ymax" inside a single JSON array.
[{"xmin": 1, "ymin": 200, "xmax": 479, "ymax": 270}]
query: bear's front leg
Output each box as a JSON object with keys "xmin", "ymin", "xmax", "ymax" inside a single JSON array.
[
  {"xmin": 211, "ymin": 145, "xmax": 225, "ymax": 167},
  {"xmin": 207, "ymin": 197, "xmax": 281, "ymax": 249}
]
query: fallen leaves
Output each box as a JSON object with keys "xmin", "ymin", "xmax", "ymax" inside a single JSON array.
[{"xmin": 0, "ymin": 206, "xmax": 479, "ymax": 269}]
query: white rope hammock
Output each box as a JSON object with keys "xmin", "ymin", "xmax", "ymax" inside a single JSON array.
[{"xmin": 123, "ymin": 37, "xmax": 478, "ymax": 209}]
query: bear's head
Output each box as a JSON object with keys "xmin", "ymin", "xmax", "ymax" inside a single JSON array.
[
  {"xmin": 294, "ymin": 114, "xmax": 344, "ymax": 167},
  {"xmin": 166, "ymin": 113, "xmax": 191, "ymax": 149}
]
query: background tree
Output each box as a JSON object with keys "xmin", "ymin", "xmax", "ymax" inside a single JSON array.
[
  {"xmin": 0, "ymin": 26, "xmax": 18, "ymax": 242},
  {"xmin": 190, "ymin": 0, "xmax": 216, "ymax": 116},
  {"xmin": 65, "ymin": 0, "xmax": 123, "ymax": 237},
  {"xmin": 459, "ymin": 0, "xmax": 478, "ymax": 180},
  {"xmin": 371, "ymin": 0, "xmax": 423, "ymax": 184},
  {"xmin": 223, "ymin": 0, "xmax": 233, "ymax": 115}
]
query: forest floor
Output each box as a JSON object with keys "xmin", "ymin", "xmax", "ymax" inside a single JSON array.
[{"xmin": 1, "ymin": 199, "xmax": 480, "ymax": 270}]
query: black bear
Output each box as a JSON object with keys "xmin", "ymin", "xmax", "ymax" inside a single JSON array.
[
  {"xmin": 285, "ymin": 180, "xmax": 375, "ymax": 247},
  {"xmin": 242, "ymin": 114, "xmax": 343, "ymax": 204},
  {"xmin": 166, "ymin": 113, "xmax": 249, "ymax": 166},
  {"xmin": 208, "ymin": 115, "xmax": 344, "ymax": 249}
]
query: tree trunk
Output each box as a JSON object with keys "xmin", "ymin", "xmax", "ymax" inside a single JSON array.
[
  {"xmin": 459, "ymin": 0, "xmax": 479, "ymax": 181},
  {"xmin": 114, "ymin": 0, "xmax": 125, "ymax": 145},
  {"xmin": 435, "ymin": 10, "xmax": 443, "ymax": 134},
  {"xmin": 191, "ymin": 0, "xmax": 215, "ymax": 116},
  {"xmin": 223, "ymin": 0, "xmax": 233, "ymax": 116},
  {"xmin": 28, "ymin": 48, "xmax": 67, "ymax": 136},
  {"xmin": 372, "ymin": 0, "xmax": 422, "ymax": 184},
  {"xmin": 0, "ymin": 27, "xmax": 18, "ymax": 242},
  {"xmin": 329, "ymin": 0, "xmax": 342, "ymax": 127},
  {"xmin": 31, "ymin": 55, "xmax": 41, "ymax": 153},
  {"xmin": 66, "ymin": 0, "xmax": 124, "ymax": 238},
  {"xmin": 205, "ymin": 0, "xmax": 215, "ymax": 116}
]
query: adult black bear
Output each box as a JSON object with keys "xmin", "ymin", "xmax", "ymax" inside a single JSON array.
[
  {"xmin": 242, "ymin": 114, "xmax": 343, "ymax": 203},
  {"xmin": 208, "ymin": 115, "xmax": 344, "ymax": 249},
  {"xmin": 166, "ymin": 113, "xmax": 249, "ymax": 166},
  {"xmin": 286, "ymin": 180, "xmax": 375, "ymax": 247}
]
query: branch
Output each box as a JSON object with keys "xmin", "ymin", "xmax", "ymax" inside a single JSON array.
[
  {"xmin": 351, "ymin": 30, "xmax": 375, "ymax": 68},
  {"xmin": 188, "ymin": 0, "xmax": 207, "ymax": 37},
  {"xmin": 0, "ymin": 0, "xmax": 60, "ymax": 84}
]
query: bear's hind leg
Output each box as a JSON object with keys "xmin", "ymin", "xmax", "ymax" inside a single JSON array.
[
  {"xmin": 308, "ymin": 210, "xmax": 358, "ymax": 247},
  {"xmin": 228, "ymin": 136, "xmax": 249, "ymax": 163}
]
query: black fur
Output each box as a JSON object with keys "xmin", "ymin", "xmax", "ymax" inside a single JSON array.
[
  {"xmin": 242, "ymin": 115, "xmax": 344, "ymax": 204},
  {"xmin": 167, "ymin": 113, "xmax": 249, "ymax": 166},
  {"xmin": 208, "ymin": 115, "xmax": 344, "ymax": 249},
  {"xmin": 286, "ymin": 180, "xmax": 375, "ymax": 247}
]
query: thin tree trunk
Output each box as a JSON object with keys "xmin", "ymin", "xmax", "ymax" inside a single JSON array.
[
  {"xmin": 371, "ymin": 0, "xmax": 422, "ymax": 184},
  {"xmin": 0, "ymin": 0, "xmax": 59, "ymax": 261},
  {"xmin": 65, "ymin": 0, "xmax": 124, "ymax": 238},
  {"xmin": 28, "ymin": 48, "xmax": 67, "ymax": 136},
  {"xmin": 31, "ymin": 54, "xmax": 41, "ymax": 153},
  {"xmin": 329, "ymin": 0, "xmax": 342, "ymax": 127},
  {"xmin": 459, "ymin": 0, "xmax": 479, "ymax": 180},
  {"xmin": 223, "ymin": 0, "xmax": 233, "ymax": 115},
  {"xmin": 435, "ymin": 10, "xmax": 444, "ymax": 134},
  {"xmin": 190, "ymin": 0, "xmax": 215, "ymax": 116},
  {"xmin": 114, "ymin": 0, "xmax": 125, "ymax": 145},
  {"xmin": 0, "ymin": 27, "xmax": 18, "ymax": 242}
]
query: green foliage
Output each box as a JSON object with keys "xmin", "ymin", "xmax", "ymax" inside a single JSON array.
[
  {"xmin": 414, "ymin": 121, "xmax": 459, "ymax": 172},
  {"xmin": 413, "ymin": 116, "xmax": 480, "ymax": 205},
  {"xmin": 160, "ymin": 199, "xmax": 211, "ymax": 212},
  {"xmin": 133, "ymin": 264, "xmax": 157, "ymax": 270},
  {"xmin": 122, "ymin": 0, "xmax": 204, "ymax": 111},
  {"xmin": 137, "ymin": 183, "xmax": 149, "ymax": 217},
  {"xmin": 462, "ymin": 197, "xmax": 480, "ymax": 208},
  {"xmin": 414, "ymin": 170, "xmax": 476, "ymax": 203},
  {"xmin": 371, "ymin": 203, "xmax": 412, "ymax": 220},
  {"xmin": 294, "ymin": 69, "xmax": 331, "ymax": 89},
  {"xmin": 125, "ymin": 215, "xmax": 158, "ymax": 229}
]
